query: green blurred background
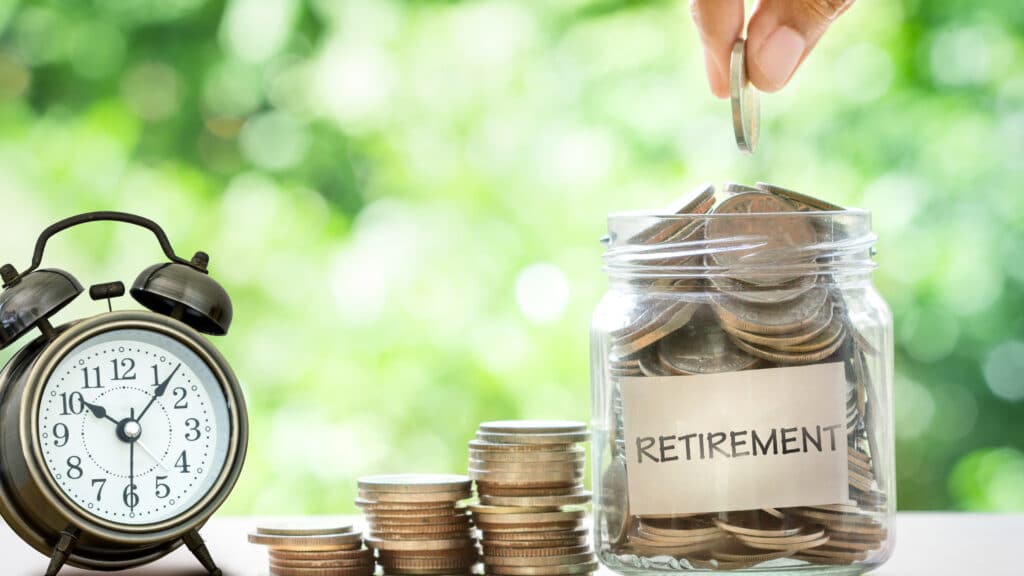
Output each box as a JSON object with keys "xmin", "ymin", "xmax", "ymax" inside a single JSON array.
[{"xmin": 0, "ymin": 0, "xmax": 1021, "ymax": 514}]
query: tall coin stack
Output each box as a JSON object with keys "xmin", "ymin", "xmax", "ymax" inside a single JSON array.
[
  {"xmin": 356, "ymin": 474, "xmax": 479, "ymax": 575},
  {"xmin": 248, "ymin": 521, "xmax": 374, "ymax": 576},
  {"xmin": 469, "ymin": 421, "xmax": 598, "ymax": 576}
]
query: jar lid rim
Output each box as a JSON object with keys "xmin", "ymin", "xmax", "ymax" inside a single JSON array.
[{"xmin": 607, "ymin": 207, "xmax": 871, "ymax": 220}]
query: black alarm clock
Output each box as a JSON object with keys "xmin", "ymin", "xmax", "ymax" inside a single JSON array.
[{"xmin": 0, "ymin": 212, "xmax": 248, "ymax": 576}]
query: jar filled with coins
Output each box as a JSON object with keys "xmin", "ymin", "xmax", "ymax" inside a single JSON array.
[{"xmin": 591, "ymin": 183, "xmax": 894, "ymax": 574}]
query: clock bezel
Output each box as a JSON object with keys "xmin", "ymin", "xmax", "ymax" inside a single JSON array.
[{"xmin": 20, "ymin": 310, "xmax": 248, "ymax": 545}]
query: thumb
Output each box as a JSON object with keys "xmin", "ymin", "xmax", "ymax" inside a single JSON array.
[{"xmin": 745, "ymin": 0, "xmax": 855, "ymax": 92}]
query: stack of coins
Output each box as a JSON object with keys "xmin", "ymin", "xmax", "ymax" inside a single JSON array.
[
  {"xmin": 469, "ymin": 421, "xmax": 598, "ymax": 576},
  {"xmin": 356, "ymin": 474, "xmax": 479, "ymax": 575},
  {"xmin": 248, "ymin": 521, "xmax": 373, "ymax": 576},
  {"xmin": 602, "ymin": 183, "xmax": 888, "ymax": 569}
]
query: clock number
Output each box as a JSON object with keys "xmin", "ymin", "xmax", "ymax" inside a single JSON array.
[
  {"xmin": 91, "ymin": 478, "xmax": 107, "ymax": 501},
  {"xmin": 122, "ymin": 483, "xmax": 139, "ymax": 508},
  {"xmin": 110, "ymin": 358, "xmax": 136, "ymax": 380},
  {"xmin": 81, "ymin": 366, "xmax": 102, "ymax": 389},
  {"xmin": 184, "ymin": 418, "xmax": 201, "ymax": 441},
  {"xmin": 174, "ymin": 450, "xmax": 190, "ymax": 474},
  {"xmin": 67, "ymin": 456, "xmax": 83, "ymax": 480},
  {"xmin": 59, "ymin": 392, "xmax": 85, "ymax": 416},
  {"xmin": 155, "ymin": 476, "xmax": 170, "ymax": 499},
  {"xmin": 172, "ymin": 387, "xmax": 188, "ymax": 409},
  {"xmin": 53, "ymin": 423, "xmax": 69, "ymax": 447}
]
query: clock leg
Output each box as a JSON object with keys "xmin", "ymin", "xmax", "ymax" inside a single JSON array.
[
  {"xmin": 45, "ymin": 527, "xmax": 81, "ymax": 576},
  {"xmin": 183, "ymin": 529, "xmax": 223, "ymax": 576}
]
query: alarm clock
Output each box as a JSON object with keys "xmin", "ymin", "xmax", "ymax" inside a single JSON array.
[{"xmin": 0, "ymin": 212, "xmax": 248, "ymax": 576}]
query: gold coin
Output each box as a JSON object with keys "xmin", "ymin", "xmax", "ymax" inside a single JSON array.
[
  {"xmin": 480, "ymin": 492, "xmax": 592, "ymax": 508},
  {"xmin": 380, "ymin": 556, "xmax": 478, "ymax": 573},
  {"xmin": 483, "ymin": 552, "xmax": 595, "ymax": 567},
  {"xmin": 475, "ymin": 431, "xmax": 590, "ymax": 445},
  {"xmin": 470, "ymin": 504, "xmax": 561, "ymax": 515},
  {"xmin": 483, "ymin": 537, "xmax": 589, "ymax": 549},
  {"xmin": 713, "ymin": 512, "xmax": 803, "ymax": 538},
  {"xmin": 474, "ymin": 510, "xmax": 585, "ymax": 525},
  {"xmin": 479, "ymin": 522, "xmax": 584, "ymax": 534},
  {"xmin": 370, "ymin": 530, "xmax": 473, "ymax": 541},
  {"xmin": 477, "ymin": 484, "xmax": 584, "ymax": 497},
  {"xmin": 469, "ymin": 460, "xmax": 583, "ymax": 474},
  {"xmin": 469, "ymin": 440, "xmax": 577, "ymax": 453},
  {"xmin": 482, "ymin": 527, "xmax": 589, "ymax": 542},
  {"xmin": 270, "ymin": 549, "xmax": 374, "ymax": 562},
  {"xmin": 249, "ymin": 531, "xmax": 363, "ymax": 551},
  {"xmin": 470, "ymin": 448, "xmax": 585, "ymax": 463},
  {"xmin": 365, "ymin": 537, "xmax": 476, "ymax": 552},
  {"xmin": 479, "ymin": 421, "xmax": 586, "ymax": 435},
  {"xmin": 469, "ymin": 470, "xmax": 582, "ymax": 484},
  {"xmin": 355, "ymin": 498, "xmax": 462, "ymax": 511},
  {"xmin": 484, "ymin": 561, "xmax": 599, "ymax": 576},
  {"xmin": 358, "ymin": 474, "xmax": 472, "ymax": 493},
  {"xmin": 378, "ymin": 548, "xmax": 479, "ymax": 559},
  {"xmin": 258, "ymin": 521, "xmax": 356, "ymax": 537},
  {"xmin": 270, "ymin": 557, "xmax": 375, "ymax": 569},
  {"xmin": 370, "ymin": 517, "xmax": 472, "ymax": 529},
  {"xmin": 359, "ymin": 490, "xmax": 472, "ymax": 504},
  {"xmin": 269, "ymin": 566, "xmax": 375, "ymax": 576}
]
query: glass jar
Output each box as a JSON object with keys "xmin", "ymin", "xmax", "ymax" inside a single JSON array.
[{"xmin": 590, "ymin": 187, "xmax": 894, "ymax": 575}]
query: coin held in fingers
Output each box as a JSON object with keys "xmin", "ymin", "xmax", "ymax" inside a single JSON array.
[{"xmin": 731, "ymin": 39, "xmax": 760, "ymax": 154}]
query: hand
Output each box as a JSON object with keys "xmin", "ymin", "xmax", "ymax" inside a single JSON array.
[
  {"xmin": 137, "ymin": 362, "xmax": 181, "ymax": 422},
  {"xmin": 689, "ymin": 0, "xmax": 856, "ymax": 97}
]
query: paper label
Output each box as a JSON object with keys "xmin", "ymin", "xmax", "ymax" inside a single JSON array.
[{"xmin": 620, "ymin": 362, "xmax": 849, "ymax": 515}]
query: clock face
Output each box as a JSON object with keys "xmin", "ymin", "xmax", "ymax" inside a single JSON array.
[{"xmin": 36, "ymin": 328, "xmax": 232, "ymax": 526}]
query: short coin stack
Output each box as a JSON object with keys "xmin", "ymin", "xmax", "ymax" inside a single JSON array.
[
  {"xmin": 248, "ymin": 521, "xmax": 373, "ymax": 576},
  {"xmin": 469, "ymin": 420, "xmax": 598, "ymax": 576},
  {"xmin": 356, "ymin": 474, "xmax": 479, "ymax": 575}
]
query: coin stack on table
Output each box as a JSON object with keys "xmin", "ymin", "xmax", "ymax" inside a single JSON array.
[
  {"xmin": 248, "ymin": 521, "xmax": 374, "ymax": 576},
  {"xmin": 356, "ymin": 474, "xmax": 479, "ymax": 575},
  {"xmin": 602, "ymin": 183, "xmax": 888, "ymax": 568},
  {"xmin": 469, "ymin": 420, "xmax": 598, "ymax": 576}
]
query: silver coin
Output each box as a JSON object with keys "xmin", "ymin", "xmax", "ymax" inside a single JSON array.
[
  {"xmin": 731, "ymin": 39, "xmax": 759, "ymax": 154},
  {"xmin": 711, "ymin": 287, "xmax": 828, "ymax": 335},
  {"xmin": 656, "ymin": 307, "xmax": 758, "ymax": 374},
  {"xmin": 756, "ymin": 182, "xmax": 844, "ymax": 211}
]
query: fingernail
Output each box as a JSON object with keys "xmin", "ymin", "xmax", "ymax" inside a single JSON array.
[{"xmin": 753, "ymin": 25, "xmax": 805, "ymax": 90}]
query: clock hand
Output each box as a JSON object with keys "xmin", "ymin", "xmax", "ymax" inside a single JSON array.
[
  {"xmin": 136, "ymin": 439, "xmax": 169, "ymax": 472},
  {"xmin": 137, "ymin": 362, "xmax": 181, "ymax": 422},
  {"xmin": 129, "ymin": 408, "xmax": 136, "ymax": 514},
  {"xmin": 80, "ymin": 400, "xmax": 120, "ymax": 426}
]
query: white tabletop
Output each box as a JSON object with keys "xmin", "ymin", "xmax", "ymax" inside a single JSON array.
[{"xmin": 1, "ymin": 513, "xmax": 1018, "ymax": 575}]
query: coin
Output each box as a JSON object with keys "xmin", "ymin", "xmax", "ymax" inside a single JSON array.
[
  {"xmin": 756, "ymin": 182, "xmax": 844, "ymax": 211},
  {"xmin": 479, "ymin": 421, "xmax": 587, "ymax": 435},
  {"xmin": 482, "ymin": 552, "xmax": 596, "ymax": 567},
  {"xmin": 359, "ymin": 474, "xmax": 472, "ymax": 493},
  {"xmin": 258, "ymin": 522, "xmax": 356, "ymax": 537},
  {"xmin": 473, "ymin": 510, "xmax": 585, "ymax": 525},
  {"xmin": 470, "ymin": 448, "xmax": 585, "ymax": 463},
  {"xmin": 270, "ymin": 549, "xmax": 374, "ymax": 561},
  {"xmin": 626, "ymin": 183, "xmax": 716, "ymax": 245},
  {"xmin": 475, "ymin": 430, "xmax": 590, "ymax": 445},
  {"xmin": 248, "ymin": 531, "xmax": 364, "ymax": 551},
  {"xmin": 471, "ymin": 504, "xmax": 562, "ymax": 515},
  {"xmin": 470, "ymin": 459, "xmax": 582, "ymax": 473},
  {"xmin": 270, "ymin": 557, "xmax": 374, "ymax": 569},
  {"xmin": 611, "ymin": 301, "xmax": 698, "ymax": 358},
  {"xmin": 365, "ymin": 537, "xmax": 476, "ymax": 552},
  {"xmin": 476, "ymin": 484, "xmax": 584, "ymax": 497},
  {"xmin": 706, "ymin": 192, "xmax": 816, "ymax": 286},
  {"xmin": 482, "ymin": 539, "xmax": 589, "ymax": 552},
  {"xmin": 468, "ymin": 440, "xmax": 577, "ymax": 453},
  {"xmin": 268, "ymin": 567, "xmax": 375, "ymax": 576},
  {"xmin": 358, "ymin": 490, "xmax": 471, "ymax": 503},
  {"xmin": 479, "ymin": 492, "xmax": 592, "ymax": 508},
  {"xmin": 654, "ymin": 307, "xmax": 758, "ymax": 374},
  {"xmin": 712, "ymin": 287, "xmax": 828, "ymax": 335},
  {"xmin": 600, "ymin": 457, "xmax": 629, "ymax": 546},
  {"xmin": 484, "ymin": 561, "xmax": 599, "ymax": 576},
  {"xmin": 483, "ymin": 545, "xmax": 591, "ymax": 558},
  {"xmin": 483, "ymin": 527, "xmax": 589, "ymax": 542},
  {"xmin": 730, "ymin": 39, "xmax": 759, "ymax": 153}
]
